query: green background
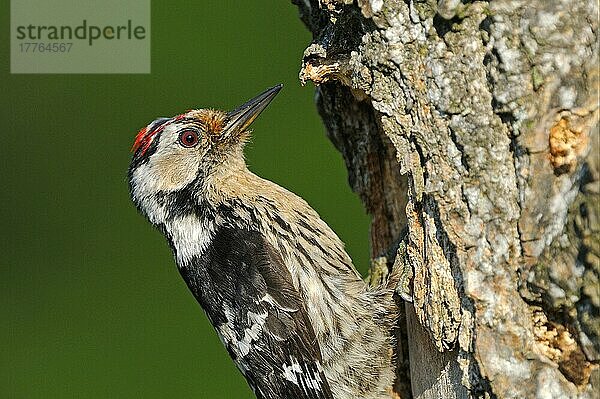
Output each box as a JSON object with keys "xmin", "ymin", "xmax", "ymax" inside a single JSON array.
[{"xmin": 2, "ymin": 1, "xmax": 370, "ymax": 397}]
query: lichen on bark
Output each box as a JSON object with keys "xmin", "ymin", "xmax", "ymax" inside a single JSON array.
[{"xmin": 292, "ymin": 0, "xmax": 599, "ymax": 397}]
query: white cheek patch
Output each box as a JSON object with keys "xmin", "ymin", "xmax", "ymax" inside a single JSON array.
[
  {"xmin": 131, "ymin": 135, "xmax": 203, "ymax": 225},
  {"xmin": 150, "ymin": 147, "xmax": 200, "ymax": 192},
  {"xmin": 131, "ymin": 155, "xmax": 197, "ymax": 201},
  {"xmin": 131, "ymin": 164, "xmax": 168, "ymax": 224}
]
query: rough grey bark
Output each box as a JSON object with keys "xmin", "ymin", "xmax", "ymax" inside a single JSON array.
[{"xmin": 291, "ymin": 0, "xmax": 599, "ymax": 398}]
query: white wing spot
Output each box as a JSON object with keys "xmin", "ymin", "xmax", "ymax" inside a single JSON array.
[
  {"xmin": 238, "ymin": 311, "xmax": 268, "ymax": 357},
  {"xmin": 282, "ymin": 362, "xmax": 300, "ymax": 385},
  {"xmin": 281, "ymin": 359, "xmax": 324, "ymax": 391}
]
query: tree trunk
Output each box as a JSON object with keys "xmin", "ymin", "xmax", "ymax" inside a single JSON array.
[{"xmin": 291, "ymin": 0, "xmax": 599, "ymax": 398}]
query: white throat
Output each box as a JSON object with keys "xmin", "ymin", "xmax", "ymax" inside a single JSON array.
[{"xmin": 165, "ymin": 214, "xmax": 215, "ymax": 266}]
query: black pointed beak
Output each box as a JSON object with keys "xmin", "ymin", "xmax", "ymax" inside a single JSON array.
[{"xmin": 222, "ymin": 84, "xmax": 283, "ymax": 139}]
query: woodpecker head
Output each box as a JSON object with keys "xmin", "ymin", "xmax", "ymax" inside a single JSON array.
[{"xmin": 128, "ymin": 84, "xmax": 282, "ymax": 222}]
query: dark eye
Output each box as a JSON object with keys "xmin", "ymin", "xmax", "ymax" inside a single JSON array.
[{"xmin": 179, "ymin": 130, "xmax": 199, "ymax": 148}]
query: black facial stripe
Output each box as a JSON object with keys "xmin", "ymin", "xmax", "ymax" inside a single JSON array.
[
  {"xmin": 128, "ymin": 132, "xmax": 160, "ymax": 170},
  {"xmin": 174, "ymin": 122, "xmax": 203, "ymax": 131},
  {"xmin": 172, "ymin": 118, "xmax": 204, "ymax": 131},
  {"xmin": 149, "ymin": 117, "xmax": 170, "ymax": 131},
  {"xmin": 129, "ymin": 117, "xmax": 174, "ymax": 171}
]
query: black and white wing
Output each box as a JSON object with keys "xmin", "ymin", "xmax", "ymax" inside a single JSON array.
[{"xmin": 178, "ymin": 227, "xmax": 334, "ymax": 399}]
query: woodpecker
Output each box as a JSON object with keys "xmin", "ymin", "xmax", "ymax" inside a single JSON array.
[{"xmin": 128, "ymin": 85, "xmax": 398, "ymax": 399}]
